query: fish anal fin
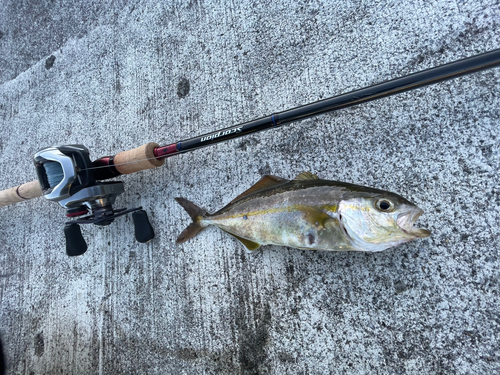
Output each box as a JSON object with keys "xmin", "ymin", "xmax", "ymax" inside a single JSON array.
[
  {"xmin": 294, "ymin": 171, "xmax": 320, "ymax": 181},
  {"xmin": 220, "ymin": 229, "xmax": 261, "ymax": 251},
  {"xmin": 228, "ymin": 175, "xmax": 288, "ymax": 204}
]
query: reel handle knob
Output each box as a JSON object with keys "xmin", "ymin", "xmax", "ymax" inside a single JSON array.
[
  {"xmin": 64, "ymin": 223, "xmax": 88, "ymax": 256},
  {"xmin": 132, "ymin": 210, "xmax": 155, "ymax": 243}
]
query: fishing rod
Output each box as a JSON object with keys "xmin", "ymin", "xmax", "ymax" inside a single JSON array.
[{"xmin": 1, "ymin": 48, "xmax": 499, "ymax": 256}]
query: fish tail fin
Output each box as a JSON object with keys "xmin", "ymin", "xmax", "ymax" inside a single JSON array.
[{"xmin": 175, "ymin": 197, "xmax": 208, "ymax": 244}]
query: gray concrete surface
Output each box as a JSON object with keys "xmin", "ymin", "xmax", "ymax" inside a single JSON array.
[{"xmin": 0, "ymin": 0, "xmax": 499, "ymax": 374}]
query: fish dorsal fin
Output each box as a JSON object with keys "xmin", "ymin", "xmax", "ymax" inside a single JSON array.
[
  {"xmin": 228, "ymin": 175, "xmax": 288, "ymax": 204},
  {"xmin": 220, "ymin": 229, "xmax": 261, "ymax": 251},
  {"xmin": 294, "ymin": 171, "xmax": 320, "ymax": 181}
]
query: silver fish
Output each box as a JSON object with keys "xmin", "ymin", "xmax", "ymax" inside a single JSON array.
[{"xmin": 175, "ymin": 172, "xmax": 431, "ymax": 252}]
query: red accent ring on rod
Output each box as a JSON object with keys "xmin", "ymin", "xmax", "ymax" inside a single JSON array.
[
  {"xmin": 67, "ymin": 209, "xmax": 88, "ymax": 217},
  {"xmin": 153, "ymin": 143, "xmax": 179, "ymax": 159}
]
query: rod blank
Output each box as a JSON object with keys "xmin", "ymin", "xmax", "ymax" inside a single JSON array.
[
  {"xmin": 154, "ymin": 48, "xmax": 500, "ymax": 158},
  {"xmin": 1, "ymin": 49, "xmax": 499, "ymax": 207}
]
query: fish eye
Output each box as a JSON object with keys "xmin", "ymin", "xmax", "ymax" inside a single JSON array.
[{"xmin": 376, "ymin": 199, "xmax": 394, "ymax": 212}]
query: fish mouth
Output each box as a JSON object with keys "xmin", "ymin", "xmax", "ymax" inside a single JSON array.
[{"xmin": 397, "ymin": 208, "xmax": 431, "ymax": 238}]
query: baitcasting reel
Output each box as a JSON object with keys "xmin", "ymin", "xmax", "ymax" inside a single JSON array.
[{"xmin": 34, "ymin": 145, "xmax": 154, "ymax": 256}]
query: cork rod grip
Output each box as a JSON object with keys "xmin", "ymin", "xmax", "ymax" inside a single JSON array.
[
  {"xmin": 0, "ymin": 180, "xmax": 42, "ymax": 208},
  {"xmin": 113, "ymin": 142, "xmax": 165, "ymax": 174}
]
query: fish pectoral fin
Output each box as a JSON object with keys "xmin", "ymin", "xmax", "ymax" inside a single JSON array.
[
  {"xmin": 294, "ymin": 171, "xmax": 320, "ymax": 181},
  {"xmin": 220, "ymin": 229, "xmax": 261, "ymax": 251},
  {"xmin": 302, "ymin": 206, "xmax": 335, "ymax": 230},
  {"xmin": 228, "ymin": 175, "xmax": 289, "ymax": 204}
]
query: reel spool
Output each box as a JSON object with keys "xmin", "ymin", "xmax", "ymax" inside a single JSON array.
[{"xmin": 34, "ymin": 145, "xmax": 155, "ymax": 256}]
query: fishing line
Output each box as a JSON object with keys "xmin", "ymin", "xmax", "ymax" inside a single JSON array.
[
  {"xmin": 44, "ymin": 161, "xmax": 65, "ymax": 187},
  {"xmin": 80, "ymin": 156, "xmax": 164, "ymax": 172}
]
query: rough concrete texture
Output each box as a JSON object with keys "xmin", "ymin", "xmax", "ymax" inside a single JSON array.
[{"xmin": 0, "ymin": 0, "xmax": 499, "ymax": 374}]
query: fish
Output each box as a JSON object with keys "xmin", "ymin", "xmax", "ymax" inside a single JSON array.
[{"xmin": 175, "ymin": 172, "xmax": 431, "ymax": 252}]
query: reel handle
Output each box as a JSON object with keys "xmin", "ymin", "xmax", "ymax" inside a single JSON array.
[
  {"xmin": 132, "ymin": 210, "xmax": 155, "ymax": 243},
  {"xmin": 64, "ymin": 223, "xmax": 88, "ymax": 256},
  {"xmin": 0, "ymin": 180, "xmax": 42, "ymax": 208}
]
